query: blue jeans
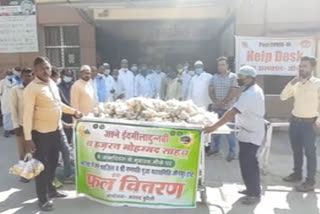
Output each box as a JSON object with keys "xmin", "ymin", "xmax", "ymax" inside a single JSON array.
[
  {"xmin": 211, "ymin": 109, "xmax": 237, "ymax": 153},
  {"xmin": 59, "ymin": 129, "xmax": 74, "ymax": 177},
  {"xmin": 289, "ymin": 118, "xmax": 317, "ymax": 184}
]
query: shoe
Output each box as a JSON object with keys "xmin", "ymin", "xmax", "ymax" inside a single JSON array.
[
  {"xmin": 241, "ymin": 196, "xmax": 261, "ymax": 205},
  {"xmin": 238, "ymin": 189, "xmax": 249, "ymax": 196},
  {"xmin": 53, "ymin": 178, "xmax": 63, "ymax": 189},
  {"xmin": 63, "ymin": 174, "xmax": 75, "ymax": 184},
  {"xmin": 38, "ymin": 201, "xmax": 54, "ymax": 212},
  {"xmin": 207, "ymin": 149, "xmax": 220, "ymax": 157},
  {"xmin": 19, "ymin": 177, "xmax": 30, "ymax": 183},
  {"xmin": 283, "ymin": 173, "xmax": 302, "ymax": 182},
  {"xmin": 49, "ymin": 191, "xmax": 67, "ymax": 198},
  {"xmin": 296, "ymin": 182, "xmax": 315, "ymax": 192},
  {"xmin": 226, "ymin": 152, "xmax": 236, "ymax": 162}
]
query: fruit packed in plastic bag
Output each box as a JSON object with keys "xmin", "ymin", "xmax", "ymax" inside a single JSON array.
[
  {"xmin": 92, "ymin": 97, "xmax": 218, "ymax": 126},
  {"xmin": 9, "ymin": 153, "xmax": 44, "ymax": 179}
]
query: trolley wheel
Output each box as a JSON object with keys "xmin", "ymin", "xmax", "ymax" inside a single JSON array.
[{"xmin": 200, "ymin": 187, "xmax": 207, "ymax": 204}]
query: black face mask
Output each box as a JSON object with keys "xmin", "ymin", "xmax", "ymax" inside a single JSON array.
[{"xmin": 237, "ymin": 79, "xmax": 245, "ymax": 86}]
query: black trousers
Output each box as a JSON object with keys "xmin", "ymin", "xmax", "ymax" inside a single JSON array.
[
  {"xmin": 33, "ymin": 130, "xmax": 62, "ymax": 204},
  {"xmin": 239, "ymin": 141, "xmax": 261, "ymax": 197}
]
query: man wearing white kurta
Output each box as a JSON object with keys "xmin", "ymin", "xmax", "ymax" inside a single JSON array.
[
  {"xmin": 188, "ymin": 61, "xmax": 212, "ymax": 108},
  {"xmin": 150, "ymin": 65, "xmax": 166, "ymax": 99},
  {"xmin": 93, "ymin": 63, "xmax": 116, "ymax": 102},
  {"xmin": 134, "ymin": 65, "xmax": 153, "ymax": 98},
  {"xmin": 118, "ymin": 59, "xmax": 135, "ymax": 100}
]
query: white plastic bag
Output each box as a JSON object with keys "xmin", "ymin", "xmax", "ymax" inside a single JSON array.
[{"xmin": 9, "ymin": 153, "xmax": 44, "ymax": 179}]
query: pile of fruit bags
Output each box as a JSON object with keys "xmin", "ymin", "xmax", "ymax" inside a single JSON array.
[{"xmin": 92, "ymin": 98, "xmax": 218, "ymax": 126}]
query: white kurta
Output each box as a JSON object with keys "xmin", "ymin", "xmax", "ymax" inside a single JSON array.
[
  {"xmin": 118, "ymin": 69, "xmax": 135, "ymax": 100},
  {"xmin": 150, "ymin": 72, "xmax": 166, "ymax": 98},
  {"xmin": 188, "ymin": 72, "xmax": 213, "ymax": 109},
  {"xmin": 181, "ymin": 71, "xmax": 192, "ymax": 100},
  {"xmin": 1, "ymin": 77, "xmax": 18, "ymax": 114},
  {"xmin": 134, "ymin": 74, "xmax": 154, "ymax": 98}
]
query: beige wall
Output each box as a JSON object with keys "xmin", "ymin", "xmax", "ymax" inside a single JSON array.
[{"xmin": 0, "ymin": 5, "xmax": 96, "ymax": 73}]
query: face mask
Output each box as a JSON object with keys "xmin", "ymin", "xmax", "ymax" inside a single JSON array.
[
  {"xmin": 237, "ymin": 79, "xmax": 245, "ymax": 86},
  {"xmin": 195, "ymin": 68, "xmax": 203, "ymax": 75},
  {"xmin": 131, "ymin": 67, "xmax": 138, "ymax": 72},
  {"xmin": 97, "ymin": 73, "xmax": 104, "ymax": 78},
  {"xmin": 177, "ymin": 68, "xmax": 183, "ymax": 73},
  {"xmin": 189, "ymin": 70, "xmax": 195, "ymax": 76},
  {"xmin": 13, "ymin": 71, "xmax": 21, "ymax": 77},
  {"xmin": 63, "ymin": 76, "xmax": 72, "ymax": 83},
  {"xmin": 56, "ymin": 78, "xmax": 61, "ymax": 85},
  {"xmin": 104, "ymin": 69, "xmax": 111, "ymax": 75}
]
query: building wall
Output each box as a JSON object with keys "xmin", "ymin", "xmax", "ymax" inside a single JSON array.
[
  {"xmin": 235, "ymin": 0, "xmax": 320, "ymax": 119},
  {"xmin": 0, "ymin": 4, "xmax": 96, "ymax": 74}
]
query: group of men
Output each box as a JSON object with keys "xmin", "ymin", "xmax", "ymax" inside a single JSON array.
[{"xmin": 1, "ymin": 55, "xmax": 319, "ymax": 210}]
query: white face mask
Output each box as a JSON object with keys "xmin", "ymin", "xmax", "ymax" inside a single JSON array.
[
  {"xmin": 189, "ymin": 70, "xmax": 196, "ymax": 76},
  {"xmin": 131, "ymin": 67, "xmax": 138, "ymax": 72},
  {"xmin": 104, "ymin": 69, "xmax": 111, "ymax": 75},
  {"xmin": 63, "ymin": 76, "xmax": 73, "ymax": 83}
]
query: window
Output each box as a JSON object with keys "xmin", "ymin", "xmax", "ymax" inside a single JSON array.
[{"xmin": 44, "ymin": 26, "xmax": 80, "ymax": 68}]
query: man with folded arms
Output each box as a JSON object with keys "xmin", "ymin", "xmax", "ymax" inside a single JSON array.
[
  {"xmin": 280, "ymin": 56, "xmax": 320, "ymax": 192},
  {"xmin": 23, "ymin": 57, "xmax": 82, "ymax": 211}
]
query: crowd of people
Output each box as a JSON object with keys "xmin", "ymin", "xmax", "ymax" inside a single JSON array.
[{"xmin": 0, "ymin": 55, "xmax": 319, "ymax": 211}]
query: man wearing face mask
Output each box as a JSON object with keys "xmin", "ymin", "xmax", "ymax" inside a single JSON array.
[
  {"xmin": 94, "ymin": 64, "xmax": 109, "ymax": 103},
  {"xmin": 118, "ymin": 59, "xmax": 135, "ymax": 99},
  {"xmin": 93, "ymin": 63, "xmax": 116, "ymax": 103},
  {"xmin": 188, "ymin": 61, "xmax": 212, "ymax": 108},
  {"xmin": 208, "ymin": 57, "xmax": 239, "ymax": 161},
  {"xmin": 71, "ymin": 65, "xmax": 97, "ymax": 115},
  {"xmin": 134, "ymin": 64, "xmax": 153, "ymax": 98},
  {"xmin": 150, "ymin": 64, "xmax": 166, "ymax": 99},
  {"xmin": 280, "ymin": 56, "xmax": 320, "ymax": 192},
  {"xmin": 204, "ymin": 66, "xmax": 265, "ymax": 205}
]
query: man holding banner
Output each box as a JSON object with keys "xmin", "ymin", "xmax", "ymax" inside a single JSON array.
[{"xmin": 280, "ymin": 56, "xmax": 320, "ymax": 192}]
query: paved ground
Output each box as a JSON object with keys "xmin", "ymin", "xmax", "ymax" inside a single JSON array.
[{"xmin": 1, "ymin": 130, "xmax": 320, "ymax": 214}]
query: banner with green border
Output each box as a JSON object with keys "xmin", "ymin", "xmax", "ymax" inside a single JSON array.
[{"xmin": 75, "ymin": 119, "xmax": 201, "ymax": 208}]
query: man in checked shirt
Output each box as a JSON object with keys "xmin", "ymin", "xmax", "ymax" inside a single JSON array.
[{"xmin": 208, "ymin": 57, "xmax": 240, "ymax": 162}]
